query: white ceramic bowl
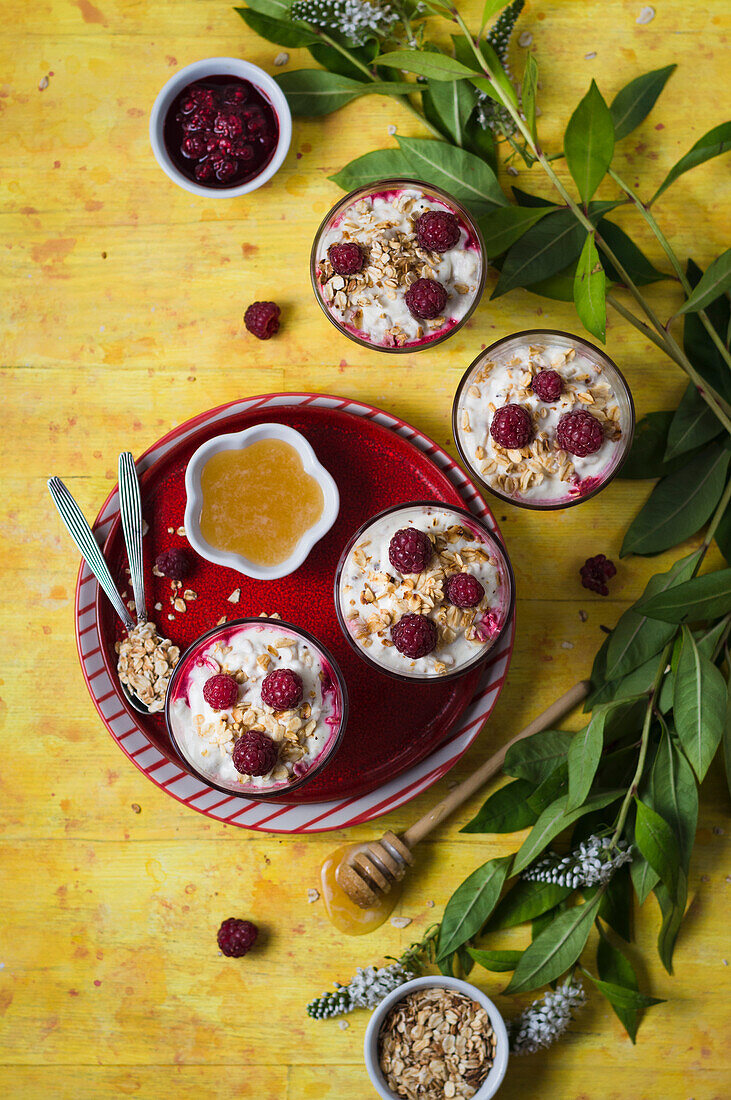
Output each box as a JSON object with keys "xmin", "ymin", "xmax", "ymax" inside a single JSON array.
[
  {"xmin": 364, "ymin": 976, "xmax": 509, "ymax": 1100},
  {"xmin": 149, "ymin": 57, "xmax": 292, "ymax": 197},
  {"xmin": 184, "ymin": 422, "xmax": 339, "ymax": 580}
]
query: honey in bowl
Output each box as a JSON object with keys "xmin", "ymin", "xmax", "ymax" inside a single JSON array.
[{"xmin": 198, "ymin": 439, "xmax": 324, "ymax": 566}]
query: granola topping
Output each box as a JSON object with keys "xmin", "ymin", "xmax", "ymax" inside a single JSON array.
[
  {"xmin": 457, "ymin": 335, "xmax": 630, "ymax": 504},
  {"xmin": 316, "ymin": 188, "xmax": 482, "ymax": 348},
  {"xmin": 339, "ymin": 505, "xmax": 510, "ymax": 678},
  {"xmin": 378, "ymin": 987, "xmax": 496, "ymax": 1100},
  {"xmin": 168, "ymin": 622, "xmax": 342, "ymax": 792},
  {"xmin": 116, "ymin": 620, "xmax": 180, "ymax": 713}
]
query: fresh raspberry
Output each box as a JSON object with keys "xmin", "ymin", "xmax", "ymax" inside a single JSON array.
[
  {"xmin": 181, "ymin": 134, "xmax": 207, "ymax": 159},
  {"xmin": 490, "ymin": 404, "xmax": 533, "ymax": 449},
  {"xmin": 244, "ymin": 301, "xmax": 280, "ymax": 340},
  {"xmin": 391, "ymin": 614, "xmax": 438, "ymax": 659},
  {"xmin": 155, "ymin": 547, "xmax": 192, "ymax": 580},
  {"xmin": 405, "ymin": 278, "xmax": 448, "ymax": 320},
  {"xmin": 214, "ymin": 110, "xmax": 244, "ymax": 138},
  {"xmin": 214, "ymin": 156, "xmax": 238, "ymax": 182},
  {"xmin": 202, "ymin": 674, "xmax": 239, "ymax": 710},
  {"xmin": 415, "ymin": 210, "xmax": 461, "ymax": 253},
  {"xmin": 388, "ymin": 528, "xmax": 433, "ymax": 575},
  {"xmin": 580, "ymin": 554, "xmax": 617, "ymax": 596},
  {"xmin": 232, "ymin": 729, "xmax": 278, "ymax": 775},
  {"xmin": 261, "ymin": 668, "xmax": 303, "ymax": 711},
  {"xmin": 217, "ymin": 917, "xmax": 258, "ymax": 957},
  {"xmin": 445, "ymin": 572, "xmax": 485, "ymax": 608},
  {"xmin": 531, "ymin": 370, "xmax": 563, "ymax": 403},
  {"xmin": 556, "ymin": 410, "xmax": 604, "ymax": 457},
  {"xmin": 329, "ymin": 242, "xmax": 364, "ymax": 276}
]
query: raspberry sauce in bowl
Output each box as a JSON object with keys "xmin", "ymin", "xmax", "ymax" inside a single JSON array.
[
  {"xmin": 163, "ymin": 75, "xmax": 279, "ymax": 189},
  {"xmin": 150, "ymin": 57, "xmax": 292, "ymax": 197}
]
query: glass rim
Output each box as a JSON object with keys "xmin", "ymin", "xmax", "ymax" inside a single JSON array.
[
  {"xmin": 310, "ymin": 177, "xmax": 487, "ymax": 354},
  {"xmin": 451, "ymin": 328, "xmax": 636, "ymax": 511},
  {"xmin": 333, "ymin": 500, "xmax": 515, "ymax": 683},
  {"xmin": 164, "ymin": 615, "xmax": 349, "ymax": 801}
]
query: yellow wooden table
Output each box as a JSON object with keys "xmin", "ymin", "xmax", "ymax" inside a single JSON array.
[{"xmin": 2, "ymin": 1, "xmax": 730, "ymax": 1096}]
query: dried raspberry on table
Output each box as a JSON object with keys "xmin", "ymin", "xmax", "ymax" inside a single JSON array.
[{"xmin": 580, "ymin": 554, "xmax": 617, "ymax": 596}]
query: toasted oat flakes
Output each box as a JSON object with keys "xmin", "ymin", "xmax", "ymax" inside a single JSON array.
[{"xmin": 116, "ymin": 620, "xmax": 180, "ymax": 712}]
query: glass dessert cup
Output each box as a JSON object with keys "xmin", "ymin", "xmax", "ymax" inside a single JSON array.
[
  {"xmin": 335, "ymin": 501, "xmax": 514, "ymax": 683},
  {"xmin": 165, "ymin": 617, "xmax": 348, "ymax": 800},
  {"xmin": 310, "ymin": 178, "xmax": 486, "ymax": 353},
  {"xmin": 452, "ymin": 329, "xmax": 635, "ymax": 511}
]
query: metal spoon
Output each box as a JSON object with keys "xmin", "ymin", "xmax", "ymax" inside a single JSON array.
[
  {"xmin": 47, "ymin": 475, "xmax": 150, "ymax": 715},
  {"xmin": 118, "ymin": 452, "xmax": 148, "ymax": 626}
]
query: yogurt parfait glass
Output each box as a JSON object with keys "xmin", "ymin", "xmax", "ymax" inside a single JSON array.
[
  {"xmin": 453, "ymin": 329, "xmax": 635, "ymax": 510},
  {"xmin": 335, "ymin": 501, "xmax": 514, "ymax": 682},
  {"xmin": 311, "ymin": 178, "xmax": 486, "ymax": 352},
  {"xmin": 165, "ymin": 617, "xmax": 348, "ymax": 799}
]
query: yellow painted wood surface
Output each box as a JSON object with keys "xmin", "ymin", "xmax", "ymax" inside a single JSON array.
[{"xmin": 1, "ymin": 1, "xmax": 730, "ymax": 1097}]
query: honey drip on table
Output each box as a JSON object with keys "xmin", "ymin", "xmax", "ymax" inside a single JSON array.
[
  {"xmin": 320, "ymin": 844, "xmax": 400, "ymax": 935},
  {"xmin": 199, "ymin": 439, "xmax": 324, "ymax": 566}
]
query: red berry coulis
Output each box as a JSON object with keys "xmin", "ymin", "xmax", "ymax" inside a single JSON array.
[{"xmin": 164, "ymin": 76, "xmax": 279, "ymax": 189}]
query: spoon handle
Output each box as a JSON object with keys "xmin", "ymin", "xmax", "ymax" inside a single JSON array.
[
  {"xmin": 48, "ymin": 476, "xmax": 135, "ymax": 632},
  {"xmin": 118, "ymin": 452, "xmax": 148, "ymax": 624}
]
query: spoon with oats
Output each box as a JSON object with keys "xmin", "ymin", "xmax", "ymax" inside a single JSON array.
[{"xmin": 48, "ymin": 469, "xmax": 179, "ymax": 715}]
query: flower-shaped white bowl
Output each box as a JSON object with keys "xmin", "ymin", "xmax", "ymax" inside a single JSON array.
[
  {"xmin": 184, "ymin": 423, "xmax": 339, "ymax": 580},
  {"xmin": 364, "ymin": 976, "xmax": 510, "ymax": 1100},
  {"xmin": 149, "ymin": 56, "xmax": 292, "ymax": 197}
]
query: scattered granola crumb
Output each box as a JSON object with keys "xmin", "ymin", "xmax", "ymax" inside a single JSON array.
[
  {"xmin": 38, "ymin": 74, "xmax": 50, "ymax": 91},
  {"xmin": 701, "ymin": 875, "xmax": 710, "ymax": 883},
  {"xmin": 507, "ymin": 165, "xmax": 519, "ymax": 176},
  {"xmin": 307, "ymin": 888, "xmax": 320, "ymax": 904},
  {"xmin": 561, "ymin": 641, "xmax": 574, "ymax": 650},
  {"xmin": 176, "ymin": 526, "xmax": 186, "ymax": 536},
  {"xmin": 387, "ymin": 124, "xmax": 397, "ymax": 135},
  {"xmin": 338, "ymin": 1019, "xmax": 349, "ymax": 1030},
  {"xmin": 228, "ymin": 588, "xmax": 241, "ymax": 604},
  {"xmin": 216, "ymin": 615, "xmax": 228, "ymax": 626},
  {"xmin": 579, "ymin": 609, "xmax": 588, "ymax": 622},
  {"xmin": 390, "ymin": 916, "xmax": 412, "ymax": 929},
  {"xmin": 425, "ymin": 900, "xmax": 435, "ymax": 908},
  {"xmin": 274, "ymin": 51, "xmax": 289, "ymax": 66},
  {"xmin": 636, "ymin": 5, "xmax": 655, "ymax": 24},
  {"xmin": 584, "ymin": 51, "xmax": 597, "ymax": 59},
  {"xmin": 154, "ymin": 602, "xmax": 162, "ymax": 611},
  {"xmin": 141, "ymin": 519, "xmax": 149, "ymax": 536},
  {"xmin": 518, "ymin": 31, "xmax": 533, "ymax": 46},
  {"xmin": 713, "ymin": 826, "xmax": 724, "ymax": 835},
  {"xmin": 131, "ymin": 803, "xmax": 141, "ymax": 814}
]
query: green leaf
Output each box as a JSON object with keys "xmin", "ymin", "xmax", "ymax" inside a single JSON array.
[
  {"xmin": 396, "ymin": 135, "xmax": 508, "ymax": 213},
  {"xmin": 573, "ymin": 231, "xmax": 607, "ymax": 341},
  {"xmin": 598, "ymin": 219, "xmax": 669, "ymax": 287},
  {"xmin": 481, "ymin": 0, "xmax": 509, "ymax": 23},
  {"xmin": 505, "ymin": 893, "xmax": 602, "ymax": 994},
  {"xmin": 620, "ymin": 442, "xmax": 730, "ymax": 556},
  {"xmin": 564, "ymin": 80, "xmax": 615, "ymax": 203},
  {"xmin": 527, "ymin": 762, "xmax": 568, "ymax": 814},
  {"xmin": 486, "ymin": 879, "xmax": 573, "ymax": 931},
  {"xmin": 492, "ymin": 209, "xmax": 586, "ymax": 297},
  {"xmin": 587, "ymin": 653, "xmax": 659, "ymax": 709},
  {"xmin": 724, "ymin": 663, "xmax": 731, "ymax": 799},
  {"xmin": 276, "ymin": 70, "xmax": 416, "ymax": 116},
  {"xmin": 237, "ymin": 0, "xmax": 292, "ymax": 18},
  {"xmin": 522, "ymin": 51, "xmax": 538, "ymax": 140},
  {"xmin": 683, "ymin": 258, "xmax": 731, "ymax": 404},
  {"xmin": 329, "ymin": 148, "xmax": 413, "ymax": 191},
  {"xmin": 609, "ymin": 65, "xmax": 676, "ymax": 142},
  {"xmin": 647, "ymin": 723, "xmax": 698, "ymax": 873},
  {"xmin": 504, "ymin": 730, "xmax": 575, "ymax": 785},
  {"xmin": 618, "ymin": 411, "xmax": 689, "ymax": 480},
  {"xmin": 673, "ymin": 625, "xmax": 728, "ymax": 781},
  {"xmin": 586, "ymin": 973, "xmax": 664, "ymax": 1043},
  {"xmin": 598, "ymin": 865, "xmax": 632, "ymax": 940},
  {"xmin": 236, "ymin": 7, "xmax": 317, "ymax": 47},
  {"xmin": 634, "ymin": 799, "xmax": 681, "ymax": 901},
  {"xmin": 654, "ymin": 868, "xmax": 687, "ymax": 974},
  {"xmin": 308, "ymin": 39, "xmax": 378, "ymax": 81},
  {"xmin": 526, "ymin": 261, "xmax": 578, "ymax": 301},
  {"xmin": 422, "ymin": 78, "xmax": 477, "ymax": 146},
  {"xmin": 457, "ymin": 943, "xmax": 475, "ymax": 977},
  {"xmin": 377, "ymin": 50, "xmax": 479, "ymax": 81},
  {"xmin": 512, "ymin": 790, "xmax": 623, "ymax": 876},
  {"xmin": 664, "ymin": 383, "xmax": 722, "ymax": 461},
  {"xmin": 511, "ymin": 186, "xmax": 555, "ymax": 208},
  {"xmin": 460, "ymin": 778, "xmax": 538, "ymax": 833},
  {"xmin": 467, "ymin": 947, "xmax": 522, "ymax": 972},
  {"xmin": 476, "ymin": 204, "xmax": 557, "ymax": 257},
  {"xmin": 635, "ymin": 567, "xmax": 731, "ymax": 624},
  {"xmin": 715, "ymin": 505, "xmax": 731, "ymax": 565},
  {"xmin": 604, "ymin": 550, "xmax": 702, "ymax": 681},
  {"xmin": 597, "ymin": 930, "xmax": 637, "ymax": 989},
  {"xmin": 567, "ymin": 708, "xmax": 610, "ymax": 811},
  {"xmin": 630, "ymin": 853, "xmax": 660, "ymax": 906},
  {"xmin": 652, "ymin": 121, "xmax": 731, "ymax": 204},
  {"xmin": 675, "ymin": 247, "xmax": 731, "ymax": 316},
  {"xmin": 470, "ymin": 41, "xmax": 518, "ymax": 108},
  {"xmin": 437, "ymin": 856, "xmax": 512, "ymax": 959},
  {"xmin": 464, "ymin": 108, "xmax": 497, "ymax": 170}
]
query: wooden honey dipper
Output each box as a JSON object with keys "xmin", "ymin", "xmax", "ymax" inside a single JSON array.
[{"xmin": 337, "ymin": 680, "xmax": 590, "ymax": 908}]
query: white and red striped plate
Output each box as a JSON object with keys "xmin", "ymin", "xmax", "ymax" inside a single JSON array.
[{"xmin": 74, "ymin": 393, "xmax": 514, "ymax": 832}]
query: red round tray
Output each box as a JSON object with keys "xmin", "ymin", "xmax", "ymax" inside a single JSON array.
[{"xmin": 75, "ymin": 394, "xmax": 514, "ymax": 831}]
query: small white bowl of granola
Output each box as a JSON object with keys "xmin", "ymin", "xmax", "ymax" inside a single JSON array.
[
  {"xmin": 364, "ymin": 976, "xmax": 509, "ymax": 1100},
  {"xmin": 453, "ymin": 329, "xmax": 635, "ymax": 509},
  {"xmin": 334, "ymin": 502, "xmax": 514, "ymax": 682},
  {"xmin": 165, "ymin": 617, "xmax": 348, "ymax": 798}
]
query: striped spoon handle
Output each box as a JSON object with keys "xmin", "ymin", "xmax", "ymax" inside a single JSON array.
[
  {"xmin": 48, "ymin": 476, "xmax": 135, "ymax": 633},
  {"xmin": 118, "ymin": 452, "xmax": 147, "ymax": 625}
]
